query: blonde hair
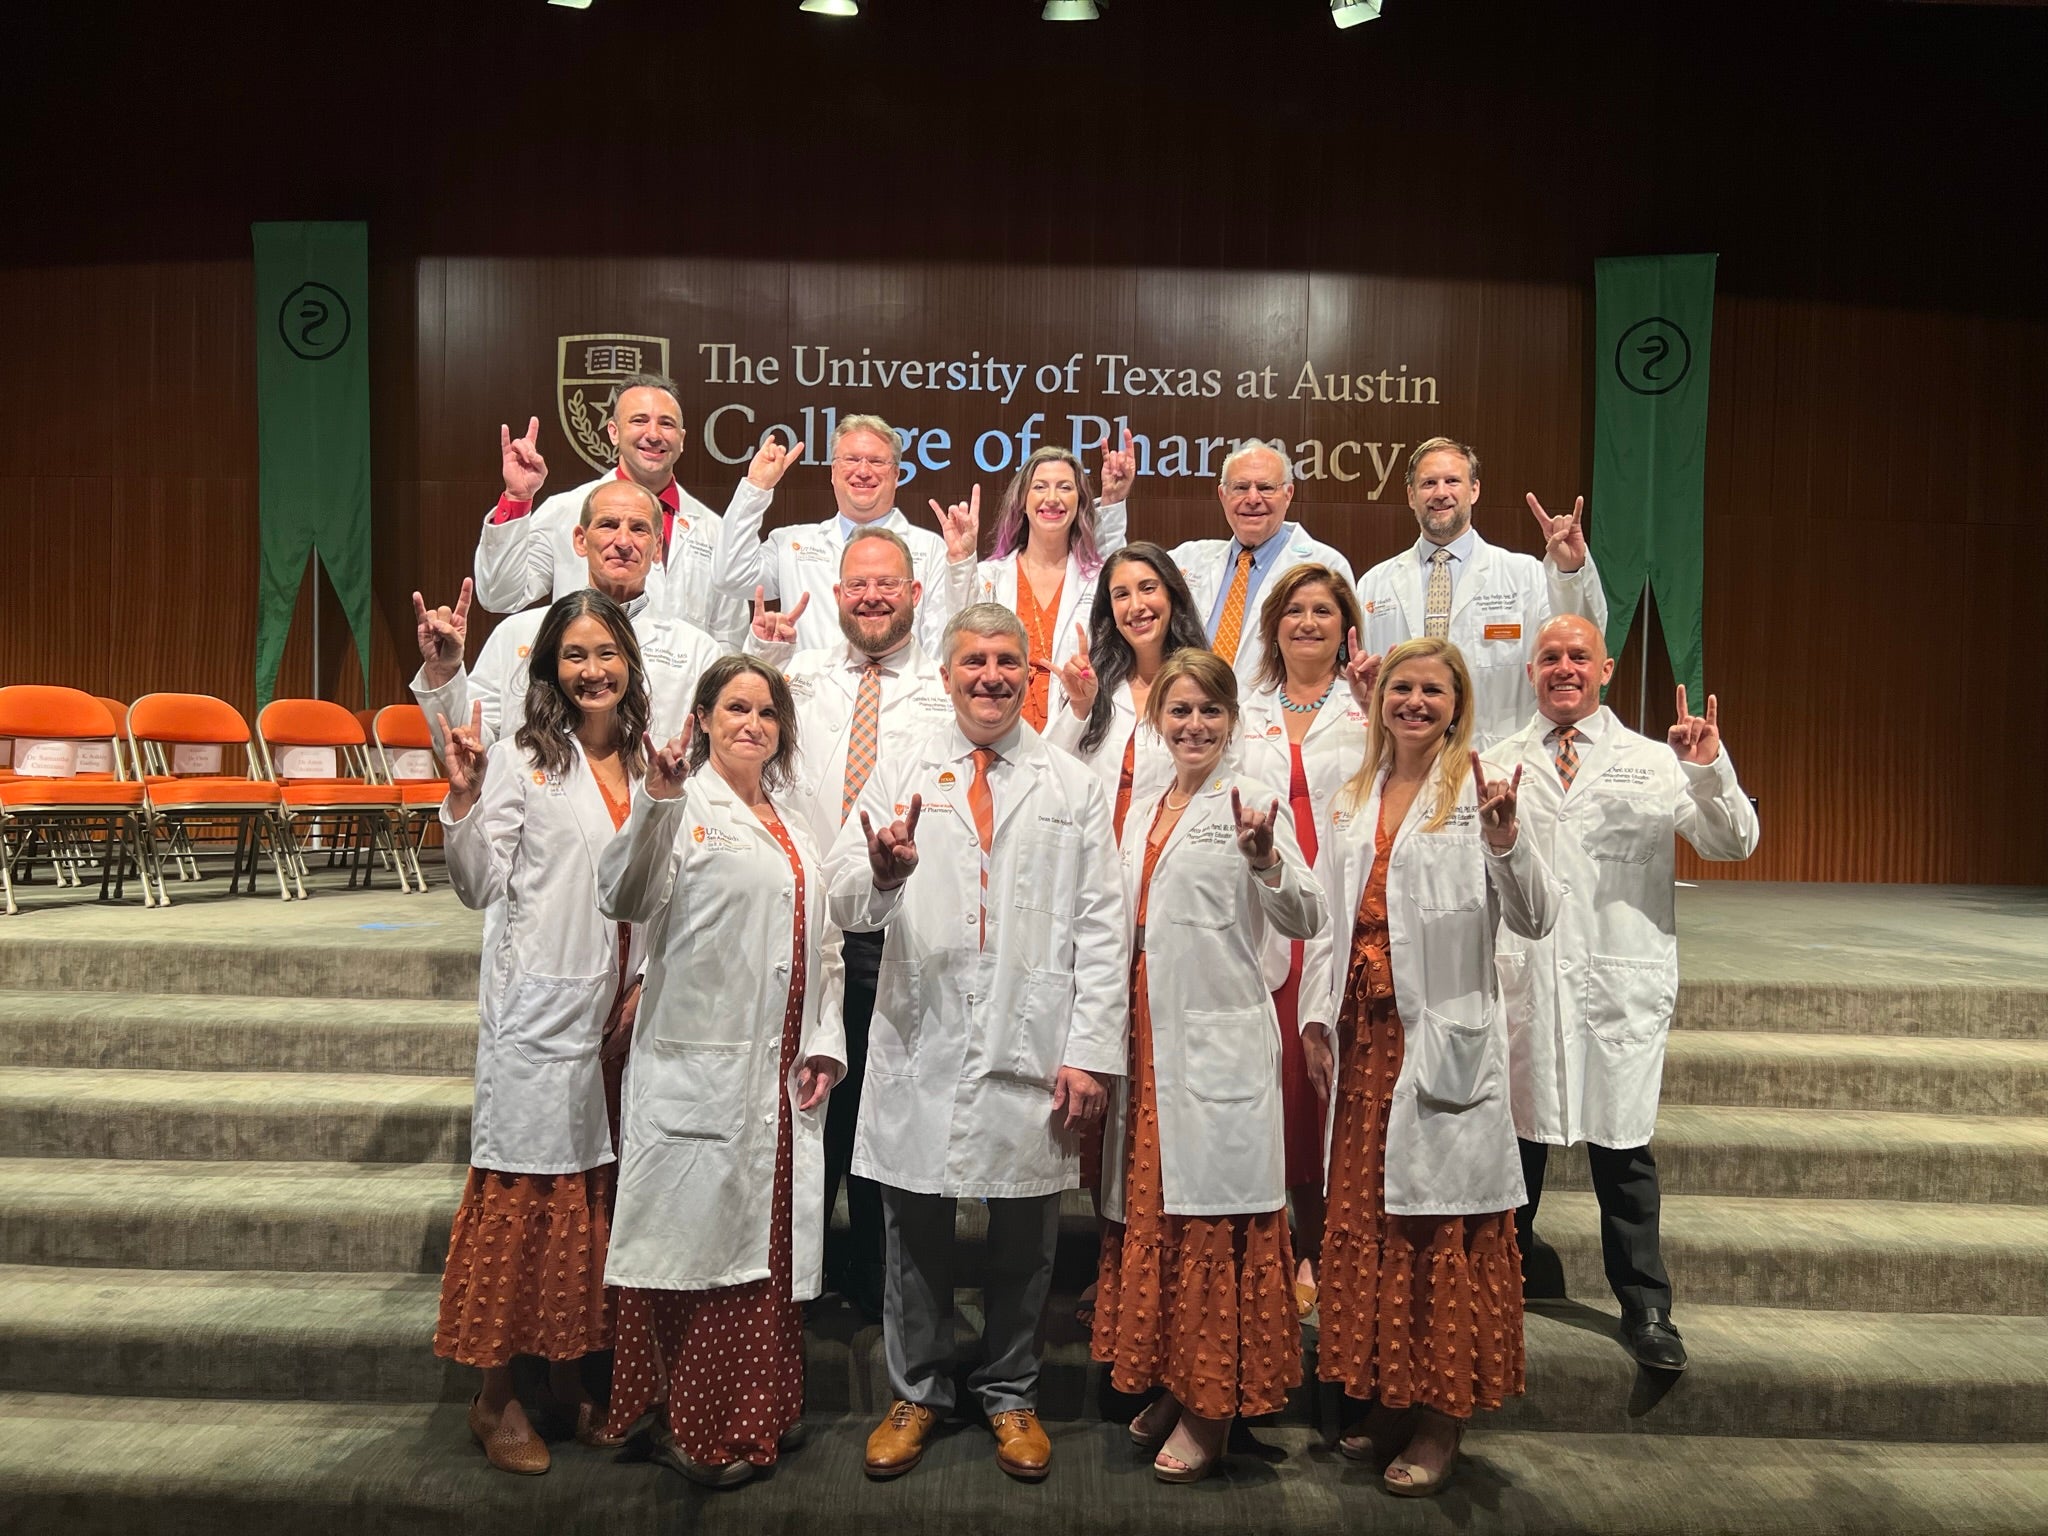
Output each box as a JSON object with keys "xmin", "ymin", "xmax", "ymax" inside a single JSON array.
[
  {"xmin": 1404, "ymin": 436, "xmax": 1482, "ymax": 486},
  {"xmin": 1336, "ymin": 637, "xmax": 1475, "ymax": 832},
  {"xmin": 1143, "ymin": 648, "xmax": 1241, "ymax": 736},
  {"xmin": 832, "ymin": 413, "xmax": 903, "ymax": 469}
]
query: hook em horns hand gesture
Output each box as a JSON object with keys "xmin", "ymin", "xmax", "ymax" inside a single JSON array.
[
  {"xmin": 860, "ymin": 793, "xmax": 923, "ymax": 890},
  {"xmin": 750, "ymin": 587, "xmax": 809, "ymax": 646},
  {"xmin": 500, "ymin": 416, "xmax": 547, "ymax": 501},
  {"xmin": 1342, "ymin": 626, "xmax": 1382, "ymax": 714},
  {"xmin": 438, "ymin": 701, "xmax": 489, "ymax": 815},
  {"xmin": 1469, "ymin": 752, "xmax": 1523, "ymax": 852},
  {"xmin": 1525, "ymin": 492, "xmax": 1588, "ymax": 573},
  {"xmin": 1668, "ymin": 684, "xmax": 1723, "ymax": 765},
  {"xmin": 930, "ymin": 484, "xmax": 982, "ymax": 563},
  {"xmin": 1053, "ymin": 622, "xmax": 1097, "ymax": 720},
  {"xmin": 643, "ymin": 722, "xmax": 695, "ymax": 800},
  {"xmin": 412, "ymin": 578, "xmax": 472, "ymax": 689},
  {"xmin": 1097, "ymin": 426, "xmax": 1137, "ymax": 505},
  {"xmin": 1230, "ymin": 786, "xmax": 1284, "ymax": 871},
  {"xmin": 745, "ymin": 428, "xmax": 805, "ymax": 491}
]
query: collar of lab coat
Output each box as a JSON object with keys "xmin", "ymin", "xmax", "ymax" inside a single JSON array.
[
  {"xmin": 927, "ymin": 718, "xmax": 1042, "ymax": 846},
  {"xmin": 834, "ymin": 507, "xmax": 914, "ymax": 547},
  {"xmin": 1243, "ymin": 676, "xmax": 1353, "ymax": 749},
  {"xmin": 1395, "ymin": 526, "xmax": 1495, "ymax": 633},
  {"xmin": 836, "ymin": 634, "xmax": 926, "ymax": 679},
  {"xmin": 1145, "ymin": 769, "xmax": 1238, "ymax": 870},
  {"xmin": 689, "ymin": 762, "xmax": 789, "ymax": 851},
  {"xmin": 1363, "ymin": 751, "xmax": 1463, "ymax": 864},
  {"xmin": 555, "ymin": 735, "xmax": 628, "ymax": 885}
]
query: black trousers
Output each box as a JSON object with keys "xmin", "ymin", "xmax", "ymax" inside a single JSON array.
[
  {"xmin": 824, "ymin": 928, "xmax": 886, "ymax": 1289},
  {"xmin": 1517, "ymin": 1136, "xmax": 1672, "ymax": 1315}
]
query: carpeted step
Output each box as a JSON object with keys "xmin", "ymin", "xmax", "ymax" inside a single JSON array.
[
  {"xmin": 0, "ymin": 1159, "xmax": 466, "ymax": 1272},
  {"xmin": 1661, "ymin": 1030, "xmax": 2048, "ymax": 1115},
  {"xmin": 1676, "ymin": 981, "xmax": 2048, "ymax": 1041},
  {"xmin": 1543, "ymin": 1104, "xmax": 2048, "ymax": 1205},
  {"xmin": 2, "ymin": 1395, "xmax": 2046, "ymax": 1536},
  {"xmin": 1534, "ymin": 1190, "xmax": 2048, "ymax": 1316},
  {"xmin": 0, "ymin": 1069, "xmax": 471, "ymax": 1163},
  {"xmin": 0, "ymin": 991, "xmax": 478, "ymax": 1075}
]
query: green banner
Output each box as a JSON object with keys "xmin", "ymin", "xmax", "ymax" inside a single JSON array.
[
  {"xmin": 252, "ymin": 221, "xmax": 372, "ymax": 707},
  {"xmin": 1591, "ymin": 253, "xmax": 1716, "ymax": 699}
]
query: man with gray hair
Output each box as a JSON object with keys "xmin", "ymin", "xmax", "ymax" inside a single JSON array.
[
  {"xmin": 1169, "ymin": 438, "xmax": 1357, "ymax": 693},
  {"xmin": 713, "ymin": 412, "xmax": 980, "ymax": 656},
  {"xmin": 826, "ymin": 601, "xmax": 1128, "ymax": 1484}
]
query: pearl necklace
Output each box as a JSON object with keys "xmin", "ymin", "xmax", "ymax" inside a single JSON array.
[{"xmin": 1281, "ymin": 677, "xmax": 1337, "ymax": 715}]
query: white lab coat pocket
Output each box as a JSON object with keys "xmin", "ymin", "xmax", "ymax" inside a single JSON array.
[
  {"xmin": 1184, "ymin": 1005, "xmax": 1271, "ymax": 1105},
  {"xmin": 1001, "ymin": 969, "xmax": 1072, "ymax": 1087},
  {"xmin": 1583, "ymin": 795, "xmax": 1662, "ymax": 866},
  {"xmin": 1015, "ymin": 826, "xmax": 1082, "ymax": 913},
  {"xmin": 647, "ymin": 1039, "xmax": 750, "ymax": 1141},
  {"xmin": 869, "ymin": 958, "xmax": 922, "ymax": 1077},
  {"xmin": 1163, "ymin": 848, "xmax": 1241, "ymax": 929},
  {"xmin": 1583, "ymin": 953, "xmax": 1674, "ymax": 1047},
  {"xmin": 502, "ymin": 971, "xmax": 611, "ymax": 1066},
  {"xmin": 1413, "ymin": 1006, "xmax": 1498, "ymax": 1111},
  {"xmin": 1411, "ymin": 838, "xmax": 1482, "ymax": 913}
]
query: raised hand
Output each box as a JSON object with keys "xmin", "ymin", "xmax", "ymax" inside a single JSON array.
[
  {"xmin": 1231, "ymin": 786, "xmax": 1283, "ymax": 869},
  {"xmin": 796, "ymin": 1055, "xmax": 844, "ymax": 1112},
  {"xmin": 412, "ymin": 578, "xmax": 472, "ymax": 688},
  {"xmin": 750, "ymin": 586, "xmax": 810, "ymax": 646},
  {"xmin": 930, "ymin": 484, "xmax": 982, "ymax": 563},
  {"xmin": 746, "ymin": 428, "xmax": 805, "ymax": 491},
  {"xmin": 1050, "ymin": 1066, "xmax": 1109, "ymax": 1132},
  {"xmin": 1055, "ymin": 622, "xmax": 1098, "ymax": 719},
  {"xmin": 643, "ymin": 723, "xmax": 694, "ymax": 800},
  {"xmin": 1469, "ymin": 751, "xmax": 1523, "ymax": 851},
  {"xmin": 439, "ymin": 701, "xmax": 488, "ymax": 809},
  {"xmin": 859, "ymin": 793, "xmax": 923, "ymax": 889},
  {"xmin": 1526, "ymin": 492, "xmax": 1588, "ymax": 572},
  {"xmin": 500, "ymin": 416, "xmax": 547, "ymax": 501},
  {"xmin": 1342, "ymin": 626, "xmax": 1382, "ymax": 713},
  {"xmin": 1098, "ymin": 426, "xmax": 1137, "ymax": 505},
  {"xmin": 1668, "ymin": 684, "xmax": 1723, "ymax": 765}
]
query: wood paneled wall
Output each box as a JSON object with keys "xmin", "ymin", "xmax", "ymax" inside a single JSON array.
[{"xmin": 3, "ymin": 0, "xmax": 2045, "ymax": 883}]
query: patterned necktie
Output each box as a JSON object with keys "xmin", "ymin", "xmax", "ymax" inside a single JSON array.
[
  {"xmin": 1552, "ymin": 725, "xmax": 1580, "ymax": 792},
  {"xmin": 970, "ymin": 747, "xmax": 997, "ymax": 948},
  {"xmin": 1424, "ymin": 547, "xmax": 1454, "ymax": 639},
  {"xmin": 840, "ymin": 660, "xmax": 883, "ymax": 823},
  {"xmin": 1212, "ymin": 549, "xmax": 1256, "ymax": 665}
]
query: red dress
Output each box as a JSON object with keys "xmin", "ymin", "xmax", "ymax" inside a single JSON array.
[
  {"xmin": 1316, "ymin": 801, "xmax": 1524, "ymax": 1419},
  {"xmin": 1271, "ymin": 742, "xmax": 1324, "ymax": 1189},
  {"xmin": 600, "ymin": 807, "xmax": 809, "ymax": 1467}
]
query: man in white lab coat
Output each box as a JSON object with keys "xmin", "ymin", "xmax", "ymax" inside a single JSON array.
[
  {"xmin": 712, "ymin": 412, "xmax": 980, "ymax": 656},
  {"xmin": 1170, "ymin": 440, "xmax": 1356, "ymax": 694},
  {"xmin": 827, "ymin": 602, "xmax": 1128, "ymax": 1484},
  {"xmin": 470, "ymin": 372, "xmax": 803, "ymax": 646},
  {"xmin": 1485, "ymin": 614, "xmax": 1759, "ymax": 1372},
  {"xmin": 1356, "ymin": 437, "xmax": 1608, "ymax": 749}
]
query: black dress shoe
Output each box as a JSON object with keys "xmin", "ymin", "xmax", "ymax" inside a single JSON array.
[{"xmin": 1620, "ymin": 1308, "xmax": 1688, "ymax": 1372}]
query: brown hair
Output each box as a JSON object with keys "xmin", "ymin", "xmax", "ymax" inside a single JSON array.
[
  {"xmin": 1143, "ymin": 648, "xmax": 1241, "ymax": 737},
  {"xmin": 1250, "ymin": 562, "xmax": 1363, "ymax": 693},
  {"xmin": 685, "ymin": 655, "xmax": 800, "ymax": 795},
  {"xmin": 1404, "ymin": 436, "xmax": 1482, "ymax": 486}
]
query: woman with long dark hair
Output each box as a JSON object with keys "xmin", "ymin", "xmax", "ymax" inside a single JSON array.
[{"xmin": 432, "ymin": 589, "xmax": 651, "ymax": 1475}]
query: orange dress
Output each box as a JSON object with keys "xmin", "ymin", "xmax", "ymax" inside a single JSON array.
[
  {"xmin": 1016, "ymin": 568, "xmax": 1064, "ymax": 733},
  {"xmin": 1316, "ymin": 804, "xmax": 1524, "ymax": 1418},
  {"xmin": 1091, "ymin": 799, "xmax": 1302, "ymax": 1420},
  {"xmin": 600, "ymin": 806, "xmax": 809, "ymax": 1468},
  {"xmin": 431, "ymin": 762, "xmax": 633, "ymax": 1369}
]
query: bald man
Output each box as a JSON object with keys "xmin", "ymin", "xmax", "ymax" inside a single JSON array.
[{"xmin": 1481, "ymin": 614, "xmax": 1758, "ymax": 1373}]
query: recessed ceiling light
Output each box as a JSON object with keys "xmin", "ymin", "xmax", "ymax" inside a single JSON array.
[
  {"xmin": 1043, "ymin": 1, "xmax": 1101, "ymax": 18},
  {"xmin": 1331, "ymin": 0, "xmax": 1383, "ymax": 26},
  {"xmin": 800, "ymin": 0, "xmax": 861, "ymax": 14}
]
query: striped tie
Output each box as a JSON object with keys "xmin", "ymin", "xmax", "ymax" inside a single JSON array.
[
  {"xmin": 840, "ymin": 660, "xmax": 883, "ymax": 823},
  {"xmin": 1552, "ymin": 725, "xmax": 1579, "ymax": 792},
  {"xmin": 1212, "ymin": 549, "xmax": 1256, "ymax": 664},
  {"xmin": 970, "ymin": 747, "xmax": 997, "ymax": 947},
  {"xmin": 1424, "ymin": 547, "xmax": 1454, "ymax": 639}
]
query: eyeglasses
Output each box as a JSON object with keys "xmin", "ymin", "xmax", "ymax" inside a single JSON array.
[
  {"xmin": 834, "ymin": 455, "xmax": 897, "ymax": 472},
  {"xmin": 1225, "ymin": 481, "xmax": 1285, "ymax": 498},
  {"xmin": 840, "ymin": 577, "xmax": 910, "ymax": 597}
]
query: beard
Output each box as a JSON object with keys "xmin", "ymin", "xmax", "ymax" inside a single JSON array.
[{"xmin": 840, "ymin": 603, "xmax": 915, "ymax": 658}]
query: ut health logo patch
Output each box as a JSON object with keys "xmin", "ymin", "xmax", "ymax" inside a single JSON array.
[{"xmin": 557, "ymin": 334, "xmax": 673, "ymax": 474}]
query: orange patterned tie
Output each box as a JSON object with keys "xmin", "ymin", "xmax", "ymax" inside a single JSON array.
[
  {"xmin": 1212, "ymin": 549, "xmax": 1256, "ymax": 665},
  {"xmin": 970, "ymin": 747, "xmax": 996, "ymax": 947},
  {"xmin": 1552, "ymin": 725, "xmax": 1580, "ymax": 792},
  {"xmin": 840, "ymin": 660, "xmax": 883, "ymax": 823}
]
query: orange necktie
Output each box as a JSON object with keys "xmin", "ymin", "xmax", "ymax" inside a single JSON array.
[
  {"xmin": 1212, "ymin": 549, "xmax": 1256, "ymax": 665},
  {"xmin": 840, "ymin": 660, "xmax": 883, "ymax": 823},
  {"xmin": 970, "ymin": 747, "xmax": 996, "ymax": 946}
]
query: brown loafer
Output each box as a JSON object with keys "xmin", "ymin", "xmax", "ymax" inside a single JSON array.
[
  {"xmin": 988, "ymin": 1408, "xmax": 1051, "ymax": 1482},
  {"xmin": 573, "ymin": 1400, "xmax": 629, "ymax": 1449},
  {"xmin": 864, "ymin": 1399, "xmax": 938, "ymax": 1479},
  {"xmin": 469, "ymin": 1394, "xmax": 549, "ymax": 1476}
]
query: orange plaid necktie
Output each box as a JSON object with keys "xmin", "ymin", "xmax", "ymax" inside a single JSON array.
[
  {"xmin": 1212, "ymin": 549, "xmax": 1256, "ymax": 664},
  {"xmin": 840, "ymin": 660, "xmax": 883, "ymax": 823},
  {"xmin": 1552, "ymin": 725, "xmax": 1580, "ymax": 792},
  {"xmin": 970, "ymin": 747, "xmax": 997, "ymax": 947}
]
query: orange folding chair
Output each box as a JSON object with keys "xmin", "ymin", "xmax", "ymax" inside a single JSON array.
[
  {"xmin": 369, "ymin": 703, "xmax": 447, "ymax": 890},
  {"xmin": 256, "ymin": 699, "xmax": 414, "ymax": 895},
  {"xmin": 128, "ymin": 692, "xmax": 296, "ymax": 903},
  {"xmin": 0, "ymin": 685, "xmax": 157, "ymax": 914}
]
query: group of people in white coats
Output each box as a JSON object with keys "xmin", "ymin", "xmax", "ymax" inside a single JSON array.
[{"xmin": 415, "ymin": 370, "xmax": 1759, "ymax": 1499}]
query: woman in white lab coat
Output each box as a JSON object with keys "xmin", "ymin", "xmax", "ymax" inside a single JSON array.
[
  {"xmin": 1091, "ymin": 649, "xmax": 1326, "ymax": 1483},
  {"xmin": 973, "ymin": 440, "xmax": 1131, "ymax": 731},
  {"xmin": 1237, "ymin": 564, "xmax": 1373, "ymax": 1319},
  {"xmin": 595, "ymin": 655, "xmax": 846, "ymax": 1488},
  {"xmin": 1298, "ymin": 636, "xmax": 1556, "ymax": 1498},
  {"xmin": 432, "ymin": 589, "xmax": 651, "ymax": 1477}
]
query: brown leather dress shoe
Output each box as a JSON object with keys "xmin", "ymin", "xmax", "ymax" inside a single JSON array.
[
  {"xmin": 988, "ymin": 1408, "xmax": 1051, "ymax": 1481},
  {"xmin": 864, "ymin": 1400, "xmax": 938, "ymax": 1479},
  {"xmin": 469, "ymin": 1395, "xmax": 550, "ymax": 1476}
]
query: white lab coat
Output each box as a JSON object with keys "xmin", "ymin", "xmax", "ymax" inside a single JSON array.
[
  {"xmin": 596, "ymin": 772, "xmax": 846, "ymax": 1298},
  {"xmin": 470, "ymin": 473, "xmax": 751, "ymax": 645},
  {"xmin": 825, "ymin": 721, "xmax": 1130, "ymax": 1199},
  {"xmin": 1485, "ymin": 708, "xmax": 1759, "ymax": 1149},
  {"xmin": 973, "ymin": 551, "xmax": 1097, "ymax": 676},
  {"xmin": 1301, "ymin": 762, "xmax": 1559, "ymax": 1216},
  {"xmin": 1042, "ymin": 679, "xmax": 1245, "ymax": 838},
  {"xmin": 442, "ymin": 736, "xmax": 642, "ymax": 1174},
  {"xmin": 411, "ymin": 600, "xmax": 722, "ymax": 762},
  {"xmin": 1101, "ymin": 773, "xmax": 1325, "ymax": 1223},
  {"xmin": 1354, "ymin": 531, "xmax": 1608, "ymax": 751},
  {"xmin": 710, "ymin": 497, "xmax": 976, "ymax": 657},
  {"xmin": 1237, "ymin": 682, "xmax": 1370, "ymax": 844},
  {"xmin": 1171, "ymin": 525, "xmax": 1358, "ymax": 694}
]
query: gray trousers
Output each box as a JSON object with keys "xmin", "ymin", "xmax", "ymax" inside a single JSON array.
[{"xmin": 880, "ymin": 1184, "xmax": 1060, "ymax": 1417}]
